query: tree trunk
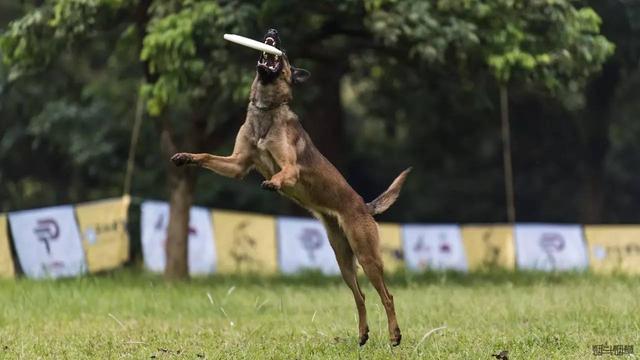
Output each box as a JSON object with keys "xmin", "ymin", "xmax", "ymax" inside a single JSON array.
[
  {"xmin": 159, "ymin": 120, "xmax": 196, "ymax": 280},
  {"xmin": 583, "ymin": 164, "xmax": 604, "ymax": 222},
  {"xmin": 500, "ymin": 85, "xmax": 516, "ymax": 223},
  {"xmin": 164, "ymin": 164, "xmax": 196, "ymax": 280},
  {"xmin": 134, "ymin": 0, "xmax": 195, "ymax": 279}
]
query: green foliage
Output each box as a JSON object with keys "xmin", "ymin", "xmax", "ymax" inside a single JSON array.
[
  {"xmin": 365, "ymin": 0, "xmax": 615, "ymax": 89},
  {"xmin": 0, "ymin": 0, "xmax": 632, "ymax": 223},
  {"xmin": 0, "ymin": 8, "xmax": 59, "ymax": 79},
  {"xmin": 0, "ymin": 0, "xmax": 130, "ymax": 78},
  {"xmin": 140, "ymin": 1, "xmax": 257, "ymax": 115}
]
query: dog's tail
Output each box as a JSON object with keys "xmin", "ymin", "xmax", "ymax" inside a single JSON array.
[{"xmin": 366, "ymin": 167, "xmax": 412, "ymax": 216}]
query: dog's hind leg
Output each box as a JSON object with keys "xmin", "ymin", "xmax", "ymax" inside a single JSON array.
[
  {"xmin": 319, "ymin": 214, "xmax": 369, "ymax": 346},
  {"xmin": 340, "ymin": 213, "xmax": 401, "ymax": 346}
]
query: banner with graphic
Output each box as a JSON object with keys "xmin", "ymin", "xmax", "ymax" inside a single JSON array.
[
  {"xmin": 514, "ymin": 224, "xmax": 588, "ymax": 271},
  {"xmin": 277, "ymin": 216, "xmax": 340, "ymax": 275},
  {"xmin": 0, "ymin": 214, "xmax": 15, "ymax": 278},
  {"xmin": 584, "ymin": 226, "xmax": 640, "ymax": 274},
  {"xmin": 402, "ymin": 225, "xmax": 468, "ymax": 271},
  {"xmin": 141, "ymin": 201, "xmax": 217, "ymax": 275},
  {"xmin": 211, "ymin": 209, "xmax": 278, "ymax": 274},
  {"xmin": 377, "ymin": 223, "xmax": 404, "ymax": 273},
  {"xmin": 75, "ymin": 196, "xmax": 130, "ymax": 273},
  {"xmin": 8, "ymin": 205, "xmax": 87, "ymax": 278},
  {"xmin": 461, "ymin": 225, "xmax": 515, "ymax": 271}
]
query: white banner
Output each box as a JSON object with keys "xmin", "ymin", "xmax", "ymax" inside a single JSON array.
[
  {"xmin": 515, "ymin": 224, "xmax": 588, "ymax": 271},
  {"xmin": 8, "ymin": 205, "xmax": 87, "ymax": 278},
  {"xmin": 277, "ymin": 216, "xmax": 339, "ymax": 275},
  {"xmin": 402, "ymin": 224, "xmax": 468, "ymax": 271},
  {"xmin": 141, "ymin": 201, "xmax": 216, "ymax": 275}
]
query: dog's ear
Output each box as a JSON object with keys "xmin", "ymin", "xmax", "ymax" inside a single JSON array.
[{"xmin": 291, "ymin": 66, "xmax": 311, "ymax": 84}]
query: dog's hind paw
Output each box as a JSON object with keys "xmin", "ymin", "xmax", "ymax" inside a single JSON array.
[
  {"xmin": 358, "ymin": 325, "xmax": 370, "ymax": 346},
  {"xmin": 261, "ymin": 180, "xmax": 280, "ymax": 191},
  {"xmin": 171, "ymin": 153, "xmax": 193, "ymax": 167},
  {"xmin": 390, "ymin": 327, "xmax": 402, "ymax": 347}
]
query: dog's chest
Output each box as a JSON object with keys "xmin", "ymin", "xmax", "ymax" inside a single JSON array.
[
  {"xmin": 256, "ymin": 137, "xmax": 268, "ymax": 150},
  {"xmin": 253, "ymin": 136, "xmax": 279, "ymax": 178},
  {"xmin": 247, "ymin": 115, "xmax": 277, "ymax": 175}
]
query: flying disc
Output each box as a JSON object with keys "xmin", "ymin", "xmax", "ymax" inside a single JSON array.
[{"xmin": 223, "ymin": 34, "xmax": 283, "ymax": 56}]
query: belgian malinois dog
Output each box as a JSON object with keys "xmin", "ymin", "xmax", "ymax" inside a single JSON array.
[{"xmin": 171, "ymin": 28, "xmax": 410, "ymax": 346}]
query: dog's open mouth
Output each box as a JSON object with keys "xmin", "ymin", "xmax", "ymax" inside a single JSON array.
[
  {"xmin": 257, "ymin": 36, "xmax": 281, "ymax": 73},
  {"xmin": 256, "ymin": 29, "xmax": 283, "ymax": 81}
]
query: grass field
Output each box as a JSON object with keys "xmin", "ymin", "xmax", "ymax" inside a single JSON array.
[{"xmin": 0, "ymin": 270, "xmax": 638, "ymax": 359}]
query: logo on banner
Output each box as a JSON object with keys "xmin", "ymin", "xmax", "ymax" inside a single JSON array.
[
  {"xmin": 413, "ymin": 233, "xmax": 451, "ymax": 253},
  {"xmin": 482, "ymin": 229, "xmax": 502, "ymax": 267},
  {"xmin": 593, "ymin": 243, "xmax": 640, "ymax": 262},
  {"xmin": 83, "ymin": 220, "xmax": 125, "ymax": 245},
  {"xmin": 381, "ymin": 245, "xmax": 403, "ymax": 261},
  {"xmin": 230, "ymin": 220, "xmax": 259, "ymax": 269},
  {"xmin": 34, "ymin": 218, "xmax": 59, "ymax": 254},
  {"xmin": 299, "ymin": 228, "xmax": 323, "ymax": 261},
  {"xmin": 413, "ymin": 233, "xmax": 451, "ymax": 268},
  {"xmin": 155, "ymin": 214, "xmax": 165, "ymax": 231},
  {"xmin": 539, "ymin": 232, "xmax": 565, "ymax": 268},
  {"xmin": 154, "ymin": 213, "xmax": 197, "ymax": 244}
]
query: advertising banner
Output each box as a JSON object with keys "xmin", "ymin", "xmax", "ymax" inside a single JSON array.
[
  {"xmin": 75, "ymin": 196, "xmax": 130, "ymax": 272},
  {"xmin": 584, "ymin": 225, "xmax": 640, "ymax": 274},
  {"xmin": 377, "ymin": 223, "xmax": 404, "ymax": 273},
  {"xmin": 514, "ymin": 224, "xmax": 588, "ymax": 271},
  {"xmin": 8, "ymin": 205, "xmax": 86, "ymax": 278},
  {"xmin": 277, "ymin": 216, "xmax": 339, "ymax": 275},
  {"xmin": 141, "ymin": 201, "xmax": 216, "ymax": 275},
  {"xmin": 402, "ymin": 224, "xmax": 468, "ymax": 271},
  {"xmin": 461, "ymin": 225, "xmax": 515, "ymax": 271},
  {"xmin": 0, "ymin": 214, "xmax": 15, "ymax": 278},
  {"xmin": 211, "ymin": 209, "xmax": 278, "ymax": 274}
]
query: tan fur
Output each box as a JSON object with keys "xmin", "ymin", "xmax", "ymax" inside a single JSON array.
[{"xmin": 171, "ymin": 55, "xmax": 409, "ymax": 346}]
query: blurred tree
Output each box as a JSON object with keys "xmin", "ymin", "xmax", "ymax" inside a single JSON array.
[
  {"xmin": 585, "ymin": 0, "xmax": 640, "ymax": 222},
  {"xmin": 355, "ymin": 0, "xmax": 613, "ymax": 221},
  {"xmin": 0, "ymin": 0, "xmax": 619, "ymax": 280},
  {"xmin": 1, "ymin": 0, "xmax": 258, "ymax": 279}
]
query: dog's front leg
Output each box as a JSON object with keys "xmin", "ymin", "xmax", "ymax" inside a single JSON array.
[
  {"xmin": 261, "ymin": 134, "xmax": 299, "ymax": 191},
  {"xmin": 171, "ymin": 124, "xmax": 253, "ymax": 179},
  {"xmin": 172, "ymin": 153, "xmax": 251, "ymax": 179}
]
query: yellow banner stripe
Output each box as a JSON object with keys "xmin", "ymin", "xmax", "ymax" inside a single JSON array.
[
  {"xmin": 461, "ymin": 225, "xmax": 515, "ymax": 271},
  {"xmin": 584, "ymin": 225, "xmax": 640, "ymax": 274},
  {"xmin": 75, "ymin": 196, "xmax": 130, "ymax": 273},
  {"xmin": 211, "ymin": 209, "xmax": 278, "ymax": 274},
  {"xmin": 0, "ymin": 214, "xmax": 15, "ymax": 278}
]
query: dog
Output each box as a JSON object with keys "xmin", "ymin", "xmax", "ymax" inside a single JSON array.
[{"xmin": 171, "ymin": 28, "xmax": 410, "ymax": 346}]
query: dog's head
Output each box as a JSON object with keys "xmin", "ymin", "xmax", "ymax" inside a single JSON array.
[{"xmin": 255, "ymin": 29, "xmax": 310, "ymax": 87}]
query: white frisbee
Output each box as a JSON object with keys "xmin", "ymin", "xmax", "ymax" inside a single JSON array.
[{"xmin": 223, "ymin": 34, "xmax": 283, "ymax": 56}]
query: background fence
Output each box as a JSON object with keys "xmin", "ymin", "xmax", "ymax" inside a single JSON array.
[{"xmin": 1, "ymin": 196, "xmax": 639, "ymax": 279}]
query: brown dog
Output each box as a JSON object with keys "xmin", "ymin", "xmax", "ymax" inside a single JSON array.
[{"xmin": 171, "ymin": 29, "xmax": 410, "ymax": 346}]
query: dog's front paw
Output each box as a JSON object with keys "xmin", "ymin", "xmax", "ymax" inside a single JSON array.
[
  {"xmin": 171, "ymin": 153, "xmax": 193, "ymax": 167},
  {"xmin": 261, "ymin": 180, "xmax": 281, "ymax": 191}
]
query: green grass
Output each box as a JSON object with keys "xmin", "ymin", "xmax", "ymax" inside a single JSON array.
[{"xmin": 0, "ymin": 269, "xmax": 638, "ymax": 359}]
